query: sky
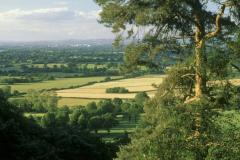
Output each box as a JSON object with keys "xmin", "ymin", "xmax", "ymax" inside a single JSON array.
[
  {"xmin": 0, "ymin": 1, "xmax": 220, "ymax": 42},
  {"xmin": 0, "ymin": 0, "xmax": 114, "ymax": 41}
]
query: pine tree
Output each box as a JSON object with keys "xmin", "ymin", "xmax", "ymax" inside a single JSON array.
[{"xmin": 95, "ymin": 0, "xmax": 239, "ymax": 99}]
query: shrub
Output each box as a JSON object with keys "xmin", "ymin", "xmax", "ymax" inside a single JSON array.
[{"xmin": 106, "ymin": 87, "xmax": 129, "ymax": 93}]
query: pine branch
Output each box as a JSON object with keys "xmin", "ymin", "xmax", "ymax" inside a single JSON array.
[
  {"xmin": 231, "ymin": 63, "xmax": 240, "ymax": 72},
  {"xmin": 205, "ymin": 5, "xmax": 226, "ymax": 39}
]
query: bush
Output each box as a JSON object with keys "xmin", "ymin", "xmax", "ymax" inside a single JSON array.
[
  {"xmin": 104, "ymin": 77, "xmax": 111, "ymax": 81},
  {"xmin": 106, "ymin": 87, "xmax": 129, "ymax": 93}
]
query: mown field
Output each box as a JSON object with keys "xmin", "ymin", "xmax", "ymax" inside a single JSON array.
[
  {"xmin": 0, "ymin": 76, "xmax": 119, "ymax": 93},
  {"xmin": 57, "ymin": 75, "xmax": 166, "ymax": 99}
]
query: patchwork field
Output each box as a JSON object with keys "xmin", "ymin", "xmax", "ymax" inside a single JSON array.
[
  {"xmin": 0, "ymin": 76, "xmax": 116, "ymax": 93},
  {"xmin": 57, "ymin": 75, "xmax": 166, "ymax": 99}
]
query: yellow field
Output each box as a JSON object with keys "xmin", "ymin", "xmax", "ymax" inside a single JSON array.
[
  {"xmin": 229, "ymin": 79, "xmax": 240, "ymax": 86},
  {"xmin": 209, "ymin": 78, "xmax": 240, "ymax": 86},
  {"xmin": 58, "ymin": 98, "xmax": 99, "ymax": 107},
  {"xmin": 57, "ymin": 75, "xmax": 165, "ymax": 99}
]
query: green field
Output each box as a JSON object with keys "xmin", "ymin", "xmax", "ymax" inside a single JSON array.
[{"xmin": 0, "ymin": 76, "xmax": 117, "ymax": 93}]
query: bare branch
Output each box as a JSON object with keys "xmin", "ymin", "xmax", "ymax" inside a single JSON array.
[
  {"xmin": 205, "ymin": 5, "xmax": 226, "ymax": 39},
  {"xmin": 205, "ymin": 0, "xmax": 239, "ymax": 39},
  {"xmin": 181, "ymin": 73, "xmax": 195, "ymax": 81}
]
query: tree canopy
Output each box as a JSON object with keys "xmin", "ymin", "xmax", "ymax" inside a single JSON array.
[
  {"xmin": 96, "ymin": 0, "xmax": 240, "ymax": 98},
  {"xmin": 95, "ymin": 1, "xmax": 240, "ymax": 159}
]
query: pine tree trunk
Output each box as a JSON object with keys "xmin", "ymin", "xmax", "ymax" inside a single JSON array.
[
  {"xmin": 194, "ymin": 13, "xmax": 207, "ymax": 98},
  {"xmin": 194, "ymin": 39, "xmax": 206, "ymax": 98}
]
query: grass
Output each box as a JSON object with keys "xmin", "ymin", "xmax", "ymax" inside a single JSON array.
[
  {"xmin": 0, "ymin": 76, "xmax": 109, "ymax": 93},
  {"xmin": 58, "ymin": 98, "xmax": 99, "ymax": 107},
  {"xmin": 97, "ymin": 114, "xmax": 140, "ymax": 140},
  {"xmin": 24, "ymin": 113, "xmax": 45, "ymax": 118}
]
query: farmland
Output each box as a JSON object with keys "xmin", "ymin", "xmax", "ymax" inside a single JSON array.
[
  {"xmin": 0, "ymin": 76, "xmax": 119, "ymax": 93},
  {"xmin": 57, "ymin": 75, "xmax": 166, "ymax": 99},
  {"xmin": 58, "ymin": 98, "xmax": 100, "ymax": 107}
]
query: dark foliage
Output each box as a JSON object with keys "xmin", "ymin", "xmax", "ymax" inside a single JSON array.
[{"xmin": 0, "ymin": 91, "xmax": 115, "ymax": 160}]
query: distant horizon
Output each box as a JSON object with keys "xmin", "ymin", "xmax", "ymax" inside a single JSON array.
[{"xmin": 0, "ymin": 38, "xmax": 115, "ymax": 43}]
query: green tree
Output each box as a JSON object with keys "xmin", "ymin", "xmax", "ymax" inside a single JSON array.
[
  {"xmin": 102, "ymin": 113, "xmax": 118, "ymax": 133},
  {"xmin": 56, "ymin": 110, "xmax": 70, "ymax": 126},
  {"xmin": 86, "ymin": 102, "xmax": 98, "ymax": 114},
  {"xmin": 128, "ymin": 103, "xmax": 142, "ymax": 123},
  {"xmin": 112, "ymin": 98, "xmax": 123, "ymax": 114},
  {"xmin": 0, "ymin": 86, "xmax": 11, "ymax": 98},
  {"xmin": 117, "ymin": 86, "xmax": 240, "ymax": 160},
  {"xmin": 229, "ymin": 29, "xmax": 240, "ymax": 72},
  {"xmin": 96, "ymin": 0, "xmax": 239, "ymax": 99},
  {"xmin": 121, "ymin": 102, "xmax": 132, "ymax": 122},
  {"xmin": 97, "ymin": 100, "xmax": 114, "ymax": 114},
  {"xmin": 70, "ymin": 109, "xmax": 82, "ymax": 125},
  {"xmin": 41, "ymin": 112, "xmax": 56, "ymax": 128},
  {"xmin": 26, "ymin": 90, "xmax": 58, "ymax": 112},
  {"xmin": 88, "ymin": 116, "xmax": 103, "ymax": 133},
  {"xmin": 0, "ymin": 91, "xmax": 115, "ymax": 160},
  {"xmin": 78, "ymin": 114, "xmax": 88, "ymax": 129},
  {"xmin": 134, "ymin": 92, "xmax": 149, "ymax": 106}
]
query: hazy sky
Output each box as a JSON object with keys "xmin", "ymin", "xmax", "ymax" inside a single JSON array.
[
  {"xmin": 0, "ymin": 1, "xmax": 219, "ymax": 42},
  {"xmin": 0, "ymin": 0, "xmax": 114, "ymax": 41}
]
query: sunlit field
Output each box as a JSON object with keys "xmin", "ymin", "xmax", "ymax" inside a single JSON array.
[
  {"xmin": 58, "ymin": 98, "xmax": 100, "ymax": 107},
  {"xmin": 57, "ymin": 75, "xmax": 166, "ymax": 99}
]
